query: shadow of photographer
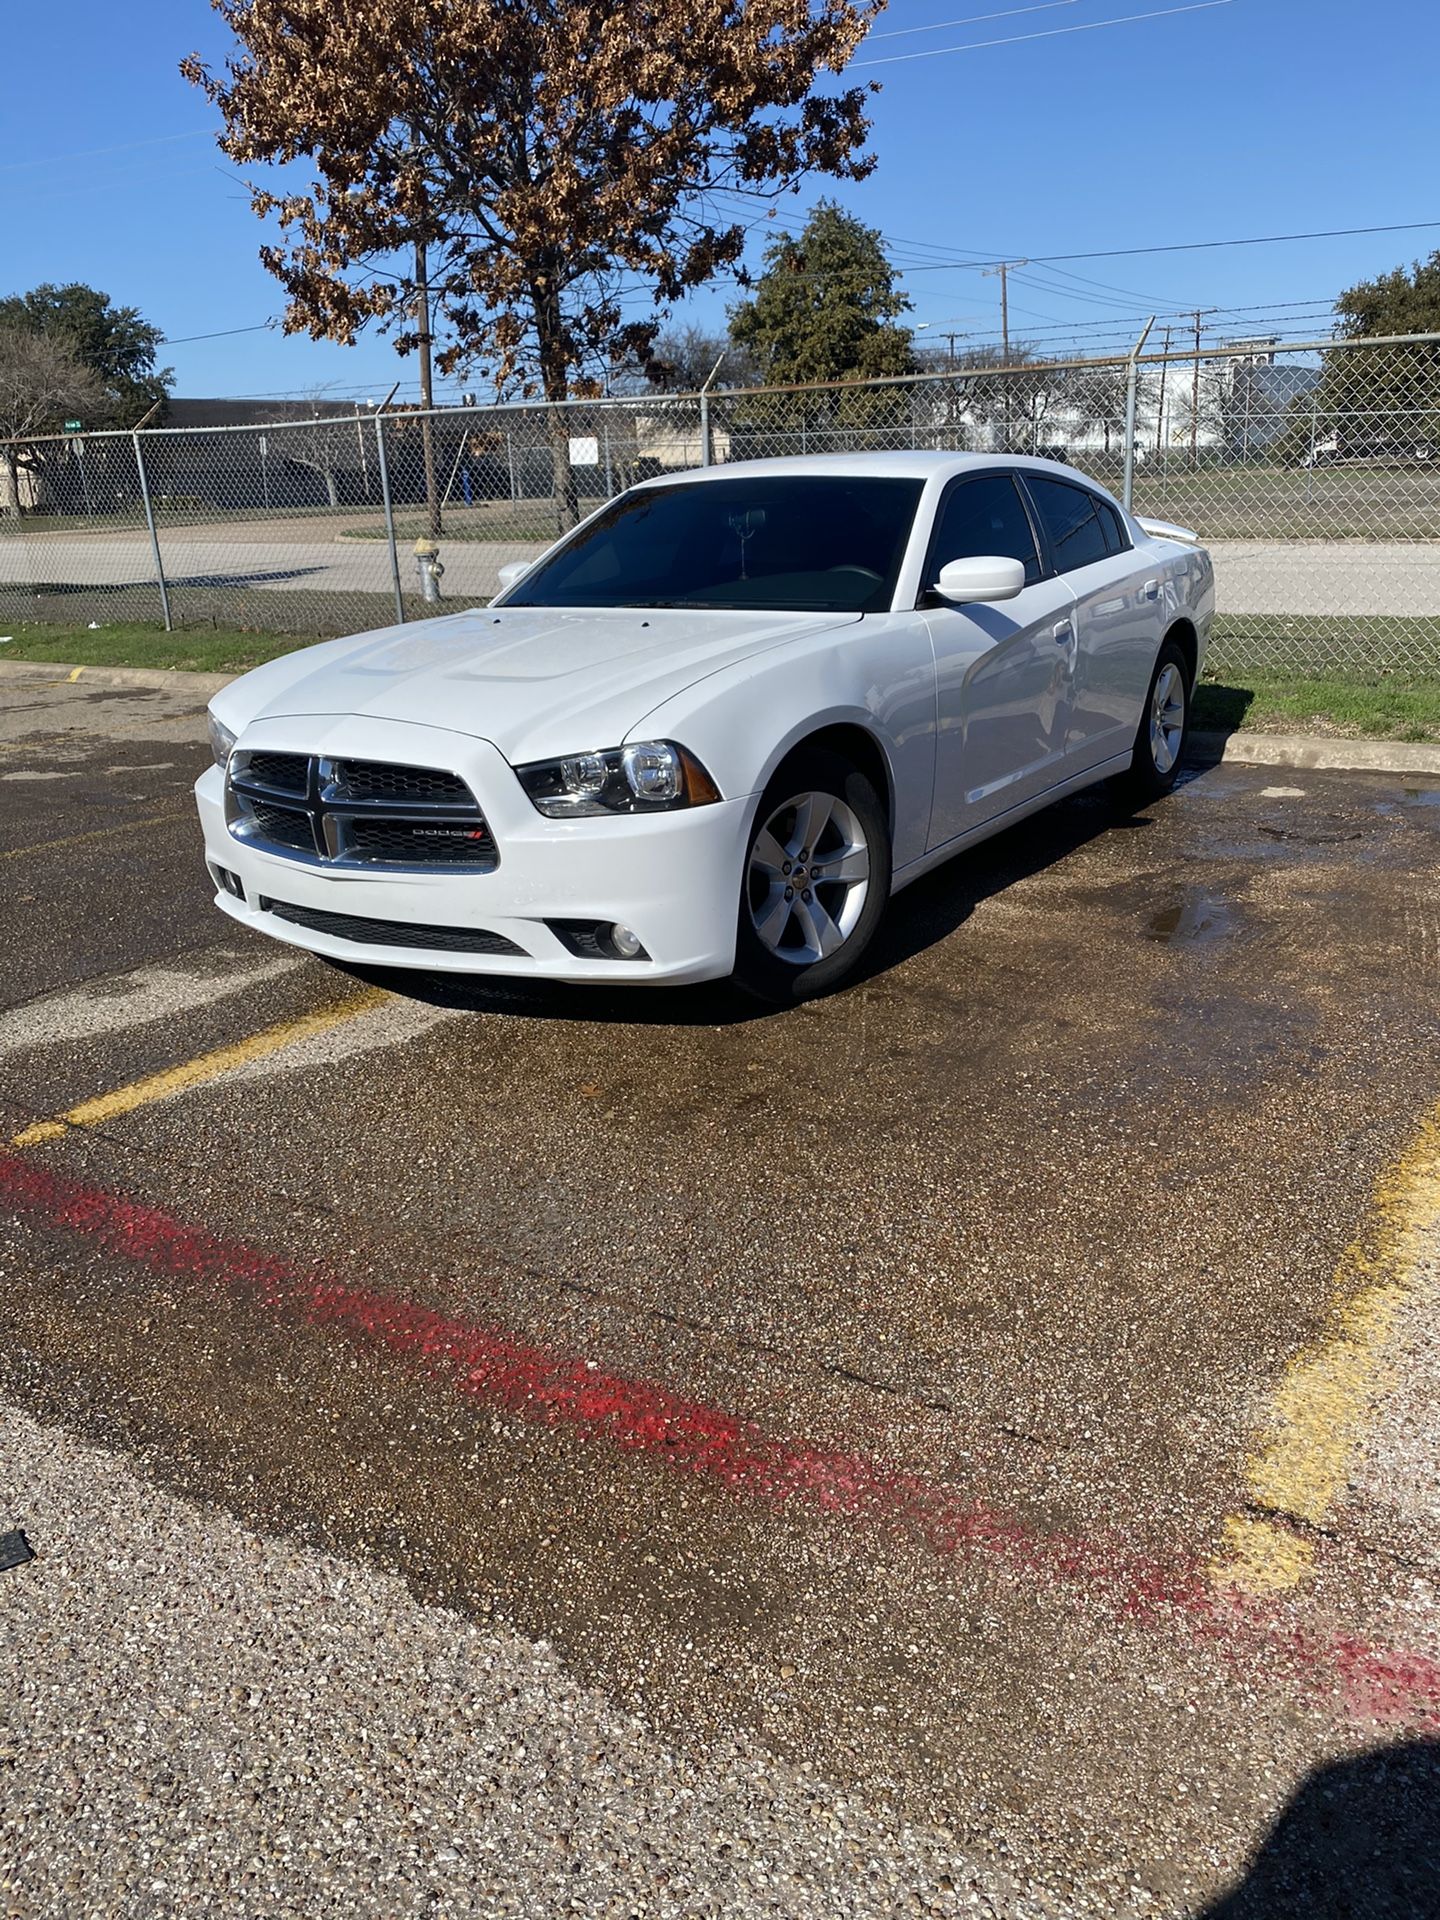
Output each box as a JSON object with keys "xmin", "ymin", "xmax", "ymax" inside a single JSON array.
[{"xmin": 1198, "ymin": 1738, "xmax": 1440, "ymax": 1918}]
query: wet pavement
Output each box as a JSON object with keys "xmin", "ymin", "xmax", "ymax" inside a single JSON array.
[{"xmin": 2, "ymin": 675, "xmax": 1439, "ymax": 1916}]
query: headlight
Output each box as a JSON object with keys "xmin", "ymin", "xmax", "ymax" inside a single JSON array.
[
  {"xmin": 515, "ymin": 740, "xmax": 721, "ymax": 818},
  {"xmin": 207, "ymin": 711, "xmax": 237, "ymax": 769}
]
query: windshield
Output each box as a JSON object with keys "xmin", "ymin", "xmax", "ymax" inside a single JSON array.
[{"xmin": 503, "ymin": 474, "xmax": 924, "ymax": 615}]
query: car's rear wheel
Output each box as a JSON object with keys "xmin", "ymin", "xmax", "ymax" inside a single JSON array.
[
  {"xmin": 1123, "ymin": 639, "xmax": 1191, "ymax": 800},
  {"xmin": 733, "ymin": 748, "xmax": 890, "ymax": 1003}
]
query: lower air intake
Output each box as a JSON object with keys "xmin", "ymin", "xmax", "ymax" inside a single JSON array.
[{"xmin": 258, "ymin": 897, "xmax": 526, "ymax": 957}]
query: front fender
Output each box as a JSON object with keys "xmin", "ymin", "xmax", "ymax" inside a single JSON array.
[{"xmin": 630, "ymin": 614, "xmax": 937, "ymax": 869}]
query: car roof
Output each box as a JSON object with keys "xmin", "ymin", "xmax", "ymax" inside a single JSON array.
[{"xmin": 632, "ymin": 450, "xmax": 1087, "ymax": 488}]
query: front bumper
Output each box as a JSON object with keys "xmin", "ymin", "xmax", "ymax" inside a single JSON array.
[{"xmin": 195, "ymin": 714, "xmax": 752, "ymax": 984}]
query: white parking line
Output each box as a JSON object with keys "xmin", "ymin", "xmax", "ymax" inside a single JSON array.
[{"xmin": 0, "ymin": 953, "xmax": 302, "ymax": 1059}]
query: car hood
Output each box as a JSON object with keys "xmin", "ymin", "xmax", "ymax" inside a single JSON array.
[{"xmin": 224, "ymin": 604, "xmax": 862, "ymax": 763}]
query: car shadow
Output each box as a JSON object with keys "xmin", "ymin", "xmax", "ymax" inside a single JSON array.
[
  {"xmin": 1191, "ymin": 679, "xmax": 1257, "ymax": 740},
  {"xmin": 338, "ymin": 771, "xmax": 1198, "ymax": 1027},
  {"xmin": 1194, "ymin": 1738, "xmax": 1440, "ymax": 1918},
  {"xmin": 851, "ymin": 775, "xmax": 1159, "ymax": 986}
]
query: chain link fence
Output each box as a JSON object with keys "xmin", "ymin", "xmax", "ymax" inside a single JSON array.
[{"xmin": 3, "ymin": 333, "xmax": 1438, "ymax": 677}]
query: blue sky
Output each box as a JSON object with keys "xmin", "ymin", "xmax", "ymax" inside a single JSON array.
[{"xmin": 3, "ymin": 0, "xmax": 1436, "ymax": 401}]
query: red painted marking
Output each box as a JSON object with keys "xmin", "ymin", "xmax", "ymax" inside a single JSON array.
[{"xmin": 3, "ymin": 1147, "xmax": 1438, "ymax": 1728}]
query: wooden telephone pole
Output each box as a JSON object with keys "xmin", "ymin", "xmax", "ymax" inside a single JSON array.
[
  {"xmin": 983, "ymin": 259, "xmax": 1028, "ymax": 360},
  {"xmin": 1155, "ymin": 325, "xmax": 1173, "ymax": 459},
  {"xmin": 983, "ymin": 260, "xmax": 1027, "ymax": 450}
]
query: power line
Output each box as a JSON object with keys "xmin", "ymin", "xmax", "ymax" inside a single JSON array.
[
  {"xmin": 852, "ymin": 0, "xmax": 1235, "ymax": 67},
  {"xmin": 986, "ymin": 297, "xmax": 1337, "ymax": 335},
  {"xmin": 1011, "ymin": 269, "xmax": 1160, "ymax": 312},
  {"xmin": 1034, "ymin": 261, "xmax": 1195, "ymax": 305},
  {"xmin": 882, "ymin": 219, "xmax": 1440, "ymax": 275},
  {"xmin": 161, "ymin": 322, "xmax": 277, "ymax": 346},
  {"xmin": 869, "ymin": 0, "xmax": 1086, "ymax": 39},
  {"xmin": 704, "ymin": 193, "xmax": 1432, "ymax": 301},
  {"xmin": 1013, "ymin": 266, "xmax": 1189, "ymax": 311},
  {"xmin": 0, "ymin": 128, "xmax": 214, "ymax": 175}
]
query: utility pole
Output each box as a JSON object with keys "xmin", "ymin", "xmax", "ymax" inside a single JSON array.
[
  {"xmin": 415, "ymin": 238, "xmax": 441, "ymax": 538},
  {"xmin": 1155, "ymin": 325, "xmax": 1172, "ymax": 461},
  {"xmin": 983, "ymin": 260, "xmax": 1026, "ymax": 450},
  {"xmin": 1187, "ymin": 309, "xmax": 1219, "ymax": 470},
  {"xmin": 983, "ymin": 259, "xmax": 1027, "ymax": 361},
  {"xmin": 916, "ymin": 324, "xmax": 968, "ymax": 449}
]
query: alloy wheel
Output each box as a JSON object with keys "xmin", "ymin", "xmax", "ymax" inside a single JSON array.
[
  {"xmin": 1149, "ymin": 663, "xmax": 1186, "ymax": 774},
  {"xmin": 746, "ymin": 790, "xmax": 871, "ymax": 966}
]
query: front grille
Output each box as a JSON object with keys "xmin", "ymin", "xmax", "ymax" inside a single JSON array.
[
  {"xmin": 347, "ymin": 818, "xmax": 493, "ymax": 865},
  {"xmin": 259, "ymin": 897, "xmax": 525, "ymax": 957},
  {"xmin": 226, "ymin": 751, "xmax": 496, "ymax": 872},
  {"xmin": 248, "ymin": 799, "xmax": 316, "ymax": 852},
  {"xmin": 328, "ymin": 759, "xmax": 470, "ymax": 803},
  {"xmin": 242, "ymin": 750, "xmax": 308, "ymax": 794}
]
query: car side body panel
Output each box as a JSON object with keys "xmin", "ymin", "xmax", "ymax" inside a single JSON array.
[
  {"xmin": 920, "ymin": 578, "xmax": 1079, "ymax": 847},
  {"xmin": 1062, "ymin": 549, "xmax": 1168, "ymax": 772}
]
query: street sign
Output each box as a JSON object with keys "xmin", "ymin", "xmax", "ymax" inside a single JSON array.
[{"xmin": 63, "ymin": 420, "xmax": 82, "ymax": 433}]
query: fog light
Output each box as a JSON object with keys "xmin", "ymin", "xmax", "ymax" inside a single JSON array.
[
  {"xmin": 546, "ymin": 919, "xmax": 650, "ymax": 961},
  {"xmin": 210, "ymin": 863, "xmax": 245, "ymax": 902}
]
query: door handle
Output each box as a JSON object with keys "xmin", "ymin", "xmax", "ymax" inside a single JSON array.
[
  {"xmin": 1054, "ymin": 620, "xmax": 1074, "ymax": 644},
  {"xmin": 1142, "ymin": 578, "xmax": 1160, "ymax": 600}
]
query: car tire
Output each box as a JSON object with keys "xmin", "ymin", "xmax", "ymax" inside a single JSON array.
[
  {"xmin": 732, "ymin": 748, "xmax": 891, "ymax": 1004},
  {"xmin": 1122, "ymin": 638, "xmax": 1191, "ymax": 801}
]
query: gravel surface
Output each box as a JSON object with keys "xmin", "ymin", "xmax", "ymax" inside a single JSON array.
[{"xmin": 0, "ymin": 1408, "xmax": 1053, "ymax": 1920}]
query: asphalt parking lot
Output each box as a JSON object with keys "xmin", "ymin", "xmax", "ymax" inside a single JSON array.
[{"xmin": 3, "ymin": 673, "xmax": 1440, "ymax": 1916}]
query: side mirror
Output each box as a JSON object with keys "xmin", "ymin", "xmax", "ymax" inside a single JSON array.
[
  {"xmin": 930, "ymin": 555, "xmax": 1027, "ymax": 605},
  {"xmin": 495, "ymin": 559, "xmax": 532, "ymax": 592}
]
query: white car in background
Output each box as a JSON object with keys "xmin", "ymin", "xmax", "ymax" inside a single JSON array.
[{"xmin": 197, "ymin": 453, "xmax": 1213, "ymax": 1002}]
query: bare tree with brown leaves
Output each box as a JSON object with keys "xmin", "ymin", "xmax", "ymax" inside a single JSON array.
[
  {"xmin": 0, "ymin": 330, "xmax": 105, "ymax": 518},
  {"xmin": 182, "ymin": 0, "xmax": 883, "ymax": 524}
]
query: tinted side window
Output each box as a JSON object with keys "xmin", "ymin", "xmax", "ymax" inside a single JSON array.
[
  {"xmin": 929, "ymin": 474, "xmax": 1041, "ymax": 586},
  {"xmin": 1025, "ymin": 477, "xmax": 1110, "ymax": 573},
  {"xmin": 1097, "ymin": 499, "xmax": 1130, "ymax": 555}
]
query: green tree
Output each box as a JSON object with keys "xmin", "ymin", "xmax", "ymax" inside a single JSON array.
[
  {"xmin": 1335, "ymin": 253, "xmax": 1440, "ymax": 338},
  {"xmin": 729, "ymin": 202, "xmax": 913, "ymax": 387},
  {"xmin": 0, "ymin": 283, "xmax": 172, "ymax": 428},
  {"xmin": 726, "ymin": 202, "xmax": 913, "ymax": 453},
  {"xmin": 1288, "ymin": 253, "xmax": 1440, "ymax": 465}
]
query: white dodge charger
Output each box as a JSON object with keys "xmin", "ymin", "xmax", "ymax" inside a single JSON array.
[{"xmin": 197, "ymin": 453, "xmax": 1213, "ymax": 1001}]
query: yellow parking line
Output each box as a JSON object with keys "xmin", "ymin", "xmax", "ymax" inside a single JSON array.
[
  {"xmin": 1212, "ymin": 1100, "xmax": 1440, "ymax": 1593},
  {"xmin": 67, "ymin": 665, "xmax": 85, "ymax": 683},
  {"xmin": 10, "ymin": 989, "xmax": 390, "ymax": 1147}
]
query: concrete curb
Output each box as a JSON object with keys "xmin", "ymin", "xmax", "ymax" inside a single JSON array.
[
  {"xmin": 1190, "ymin": 730, "xmax": 1440, "ymax": 777},
  {"xmin": 0, "ymin": 658, "xmax": 233, "ymax": 699},
  {"xmin": 4, "ymin": 657, "xmax": 1439, "ymax": 778}
]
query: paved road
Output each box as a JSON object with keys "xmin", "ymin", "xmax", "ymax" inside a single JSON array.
[
  {"xmin": 2, "ymin": 678, "xmax": 1440, "ymax": 1914},
  {"xmin": 5, "ymin": 522, "xmax": 1440, "ymax": 618},
  {"xmin": 0, "ymin": 522, "xmax": 533, "ymax": 608}
]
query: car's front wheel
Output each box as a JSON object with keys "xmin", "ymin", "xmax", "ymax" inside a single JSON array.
[{"xmin": 733, "ymin": 748, "xmax": 890, "ymax": 1003}]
